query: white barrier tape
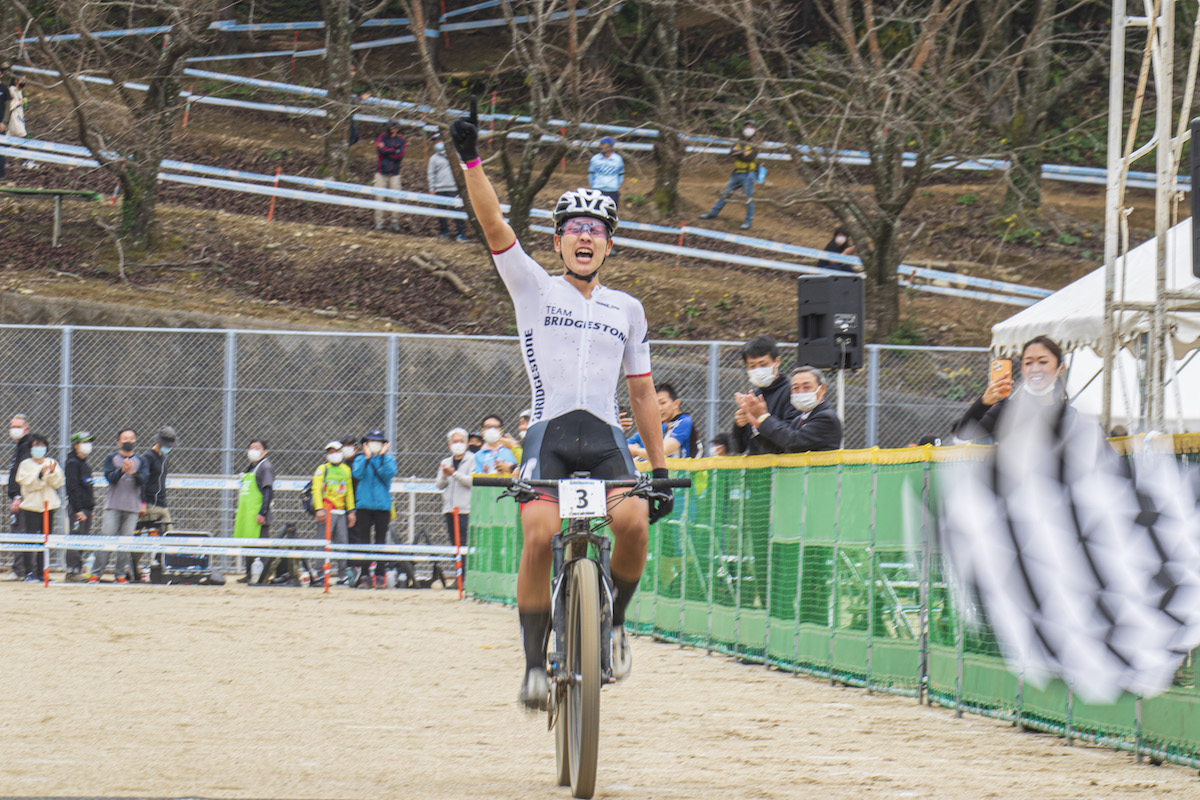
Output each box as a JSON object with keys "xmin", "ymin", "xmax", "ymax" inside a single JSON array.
[
  {"xmin": 72, "ymin": 473, "xmax": 440, "ymax": 493},
  {"xmin": 1, "ymin": 533, "xmax": 468, "ymax": 552},
  {"xmin": 894, "ymin": 281, "xmax": 1036, "ymax": 307},
  {"xmin": 1, "ymin": 133, "xmax": 1046, "ymax": 305}
]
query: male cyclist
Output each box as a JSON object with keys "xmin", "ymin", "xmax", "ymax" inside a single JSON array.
[{"xmin": 450, "ymin": 104, "xmax": 673, "ymax": 709}]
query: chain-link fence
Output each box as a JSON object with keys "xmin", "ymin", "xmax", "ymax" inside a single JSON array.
[{"xmin": 0, "ymin": 324, "xmax": 988, "ymax": 548}]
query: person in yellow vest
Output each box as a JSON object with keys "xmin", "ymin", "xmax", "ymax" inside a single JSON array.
[
  {"xmin": 234, "ymin": 439, "xmax": 274, "ymax": 583},
  {"xmin": 313, "ymin": 440, "xmax": 356, "ymax": 584},
  {"xmin": 699, "ymin": 123, "xmax": 761, "ymax": 230}
]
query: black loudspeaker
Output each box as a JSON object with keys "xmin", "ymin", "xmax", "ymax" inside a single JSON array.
[
  {"xmin": 797, "ymin": 274, "xmax": 865, "ymax": 370},
  {"xmin": 1192, "ymin": 118, "xmax": 1200, "ymax": 278}
]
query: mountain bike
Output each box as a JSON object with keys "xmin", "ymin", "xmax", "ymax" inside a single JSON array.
[{"xmin": 473, "ymin": 472, "xmax": 690, "ymax": 799}]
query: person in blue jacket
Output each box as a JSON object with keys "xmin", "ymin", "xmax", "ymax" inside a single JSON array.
[
  {"xmin": 350, "ymin": 429, "xmax": 397, "ymax": 587},
  {"xmin": 627, "ymin": 382, "xmax": 696, "ymax": 459}
]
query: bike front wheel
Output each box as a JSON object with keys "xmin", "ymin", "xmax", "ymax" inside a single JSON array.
[{"xmin": 567, "ymin": 558, "xmax": 601, "ymax": 798}]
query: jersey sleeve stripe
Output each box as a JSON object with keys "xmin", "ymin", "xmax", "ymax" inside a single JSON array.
[
  {"xmin": 491, "ymin": 241, "xmax": 518, "ymax": 255},
  {"xmin": 626, "ymin": 371, "xmax": 651, "ymax": 378}
]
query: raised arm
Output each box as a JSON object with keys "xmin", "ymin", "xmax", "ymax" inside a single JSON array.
[{"xmin": 450, "ymin": 98, "xmax": 516, "ymax": 253}]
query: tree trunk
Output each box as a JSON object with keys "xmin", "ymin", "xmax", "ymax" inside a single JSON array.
[
  {"xmin": 1002, "ymin": 144, "xmax": 1044, "ymax": 219},
  {"xmin": 320, "ymin": 0, "xmax": 355, "ymax": 180},
  {"xmin": 509, "ymin": 189, "xmax": 534, "ymax": 248},
  {"xmin": 119, "ymin": 160, "xmax": 162, "ymax": 250},
  {"xmin": 864, "ymin": 224, "xmax": 901, "ymax": 338},
  {"xmin": 652, "ymin": 128, "xmax": 683, "ymax": 215}
]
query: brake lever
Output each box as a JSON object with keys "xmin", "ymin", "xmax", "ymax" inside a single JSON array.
[{"xmin": 498, "ymin": 480, "xmax": 540, "ymax": 504}]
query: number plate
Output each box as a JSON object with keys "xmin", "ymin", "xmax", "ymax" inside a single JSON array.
[{"xmin": 558, "ymin": 479, "xmax": 606, "ymax": 519}]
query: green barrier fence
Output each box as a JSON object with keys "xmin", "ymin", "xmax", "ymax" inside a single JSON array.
[{"xmin": 468, "ymin": 438, "xmax": 1200, "ymax": 771}]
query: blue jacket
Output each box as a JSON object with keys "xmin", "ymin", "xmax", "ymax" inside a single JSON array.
[{"xmin": 351, "ymin": 452, "xmax": 397, "ymax": 510}]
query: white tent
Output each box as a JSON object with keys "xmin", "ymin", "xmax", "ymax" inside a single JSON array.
[{"xmin": 991, "ymin": 218, "xmax": 1200, "ymax": 432}]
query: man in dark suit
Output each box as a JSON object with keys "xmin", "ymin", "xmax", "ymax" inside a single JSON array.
[{"xmin": 739, "ymin": 366, "xmax": 842, "ymax": 453}]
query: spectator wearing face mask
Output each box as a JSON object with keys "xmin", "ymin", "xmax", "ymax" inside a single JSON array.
[
  {"xmin": 7, "ymin": 414, "xmax": 32, "ymax": 535},
  {"xmin": 234, "ymin": 439, "xmax": 274, "ymax": 583},
  {"xmin": 730, "ymin": 335, "xmax": 798, "ymax": 455},
  {"xmin": 63, "ymin": 431, "xmax": 96, "ymax": 582},
  {"xmin": 467, "ymin": 431, "xmax": 484, "ymax": 454},
  {"xmin": 699, "ymin": 123, "xmax": 761, "ymax": 230},
  {"xmin": 816, "ymin": 227, "xmax": 858, "ymax": 273},
  {"xmin": 313, "ymin": 441, "xmax": 356, "ymax": 583},
  {"xmin": 141, "ymin": 426, "xmax": 176, "ymax": 533},
  {"xmin": 91, "ymin": 429, "xmax": 149, "ymax": 583},
  {"xmin": 428, "ymin": 133, "xmax": 468, "ymax": 241},
  {"xmin": 13, "ymin": 433, "xmax": 63, "ymax": 581},
  {"xmin": 350, "ymin": 430, "xmax": 397, "ymax": 588},
  {"xmin": 739, "ymin": 366, "xmax": 842, "ymax": 453},
  {"xmin": 475, "ymin": 414, "xmax": 516, "ymax": 474},
  {"xmin": 436, "ymin": 427, "xmax": 476, "ymax": 578}
]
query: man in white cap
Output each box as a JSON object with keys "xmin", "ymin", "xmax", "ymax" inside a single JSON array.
[{"xmin": 313, "ymin": 441, "xmax": 356, "ymax": 582}]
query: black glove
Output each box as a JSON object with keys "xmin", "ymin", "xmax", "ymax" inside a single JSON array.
[
  {"xmin": 647, "ymin": 467, "xmax": 674, "ymax": 525},
  {"xmin": 449, "ymin": 95, "xmax": 480, "ymax": 163}
]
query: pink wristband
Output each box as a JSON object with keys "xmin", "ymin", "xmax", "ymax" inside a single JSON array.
[{"xmin": 464, "ymin": 157, "xmax": 482, "ymax": 169}]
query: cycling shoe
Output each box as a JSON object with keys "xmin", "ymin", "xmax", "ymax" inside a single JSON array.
[
  {"xmin": 613, "ymin": 626, "xmax": 632, "ymax": 681},
  {"xmin": 519, "ymin": 666, "xmax": 550, "ymax": 711}
]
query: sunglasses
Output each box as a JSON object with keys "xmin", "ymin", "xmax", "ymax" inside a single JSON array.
[{"xmin": 562, "ymin": 219, "xmax": 609, "ymax": 238}]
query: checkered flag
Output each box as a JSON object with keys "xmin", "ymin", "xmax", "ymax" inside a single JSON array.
[{"xmin": 940, "ymin": 390, "xmax": 1200, "ymax": 703}]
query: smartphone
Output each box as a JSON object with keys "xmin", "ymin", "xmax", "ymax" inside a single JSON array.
[{"xmin": 990, "ymin": 359, "xmax": 1012, "ymax": 398}]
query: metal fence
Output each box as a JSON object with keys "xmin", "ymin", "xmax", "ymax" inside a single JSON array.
[{"xmin": 0, "ymin": 324, "xmax": 988, "ymax": 545}]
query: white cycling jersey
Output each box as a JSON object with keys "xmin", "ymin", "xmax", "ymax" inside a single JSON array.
[{"xmin": 493, "ymin": 240, "xmax": 651, "ymax": 428}]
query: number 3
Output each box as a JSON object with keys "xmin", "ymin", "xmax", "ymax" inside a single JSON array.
[{"xmin": 576, "ymin": 488, "xmax": 589, "ymax": 509}]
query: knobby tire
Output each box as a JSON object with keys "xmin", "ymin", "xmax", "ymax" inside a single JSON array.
[{"xmin": 568, "ymin": 559, "xmax": 601, "ymax": 798}]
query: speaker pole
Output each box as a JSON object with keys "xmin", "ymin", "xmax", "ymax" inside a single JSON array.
[{"xmin": 837, "ymin": 368, "xmax": 846, "ymax": 447}]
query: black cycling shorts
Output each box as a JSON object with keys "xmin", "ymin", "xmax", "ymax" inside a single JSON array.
[{"xmin": 519, "ymin": 410, "xmax": 635, "ymax": 495}]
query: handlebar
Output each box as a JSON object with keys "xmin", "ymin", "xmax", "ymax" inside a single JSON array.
[{"xmin": 472, "ymin": 476, "xmax": 692, "ymax": 489}]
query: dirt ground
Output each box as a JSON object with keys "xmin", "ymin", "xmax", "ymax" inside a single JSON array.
[{"xmin": 2, "ymin": 583, "xmax": 1197, "ymax": 799}]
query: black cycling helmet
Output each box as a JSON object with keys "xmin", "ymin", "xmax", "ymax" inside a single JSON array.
[{"xmin": 552, "ymin": 188, "xmax": 618, "ymax": 236}]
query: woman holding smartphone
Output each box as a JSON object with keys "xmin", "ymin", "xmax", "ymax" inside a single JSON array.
[{"xmin": 953, "ymin": 335, "xmax": 1068, "ymax": 442}]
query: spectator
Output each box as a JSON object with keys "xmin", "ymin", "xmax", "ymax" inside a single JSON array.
[
  {"xmin": 234, "ymin": 439, "xmax": 274, "ymax": 583},
  {"xmin": 953, "ymin": 335, "xmax": 1068, "ymax": 443},
  {"xmin": 627, "ymin": 382, "xmax": 696, "ymax": 459},
  {"xmin": 374, "ymin": 119, "xmax": 407, "ymax": 232},
  {"xmin": 313, "ymin": 441, "xmax": 356, "ymax": 584},
  {"xmin": 14, "ymin": 433, "xmax": 62, "ymax": 581},
  {"xmin": 816, "ymin": 227, "xmax": 858, "ymax": 272},
  {"xmin": 740, "ymin": 366, "xmax": 843, "ymax": 452},
  {"xmin": 7, "ymin": 412, "xmax": 31, "ymax": 515},
  {"xmin": 427, "ymin": 133, "xmax": 468, "ymax": 241},
  {"xmin": 699, "ymin": 123, "xmax": 760, "ymax": 230},
  {"xmin": 435, "ymin": 427, "xmax": 475, "ymax": 579},
  {"xmin": 5, "ymin": 74, "xmax": 26, "ymax": 140},
  {"xmin": 90, "ymin": 429, "xmax": 149, "ymax": 583},
  {"xmin": 730, "ymin": 335, "xmax": 798, "ymax": 455},
  {"xmin": 63, "ymin": 431, "xmax": 96, "ymax": 582},
  {"xmin": 142, "ymin": 426, "xmax": 175, "ymax": 532},
  {"xmin": 509, "ymin": 408, "xmax": 532, "ymax": 462},
  {"xmin": 709, "ymin": 433, "xmax": 731, "ymax": 458},
  {"xmin": 588, "ymin": 137, "xmax": 625, "ymax": 209},
  {"xmin": 6, "ymin": 413, "xmax": 31, "ymax": 579},
  {"xmin": 913, "ymin": 434, "xmax": 942, "ymax": 447},
  {"xmin": 467, "ymin": 431, "xmax": 484, "ymax": 454},
  {"xmin": 476, "ymin": 414, "xmax": 516, "ymax": 474},
  {"xmin": 351, "ymin": 429, "xmax": 397, "ymax": 588}
]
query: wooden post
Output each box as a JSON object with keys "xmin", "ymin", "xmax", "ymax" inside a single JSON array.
[
  {"xmin": 267, "ymin": 167, "xmax": 282, "ymax": 221},
  {"xmin": 41, "ymin": 501, "xmax": 49, "ymax": 587}
]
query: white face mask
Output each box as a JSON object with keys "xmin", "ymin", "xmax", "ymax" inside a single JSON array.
[
  {"xmin": 9, "ymin": 427, "xmax": 24, "ymax": 441},
  {"xmin": 518, "ymin": 429, "xmax": 526, "ymax": 440},
  {"xmin": 747, "ymin": 365, "xmax": 777, "ymax": 388},
  {"xmin": 30, "ymin": 445, "xmax": 47, "ymax": 459},
  {"xmin": 482, "ymin": 428, "xmax": 501, "ymax": 444},
  {"xmin": 327, "ymin": 451, "xmax": 344, "ymax": 464},
  {"xmin": 78, "ymin": 442, "xmax": 93, "ymax": 457},
  {"xmin": 791, "ymin": 392, "xmax": 820, "ymax": 413},
  {"xmin": 247, "ymin": 448, "xmax": 263, "ymax": 462},
  {"xmin": 342, "ymin": 446, "xmax": 356, "ymax": 459},
  {"xmin": 743, "ymin": 127, "xmax": 756, "ymax": 138},
  {"xmin": 1023, "ymin": 379, "xmax": 1058, "ymax": 398},
  {"xmin": 366, "ymin": 441, "xmax": 383, "ymax": 455},
  {"xmin": 449, "ymin": 441, "xmax": 467, "ymax": 456},
  {"xmin": 834, "ymin": 235, "xmax": 847, "ymax": 246}
]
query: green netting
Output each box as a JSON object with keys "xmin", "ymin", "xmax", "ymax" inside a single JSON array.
[{"xmin": 468, "ymin": 450, "xmax": 1200, "ymax": 769}]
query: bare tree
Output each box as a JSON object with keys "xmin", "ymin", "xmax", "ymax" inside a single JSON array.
[
  {"xmin": 10, "ymin": 0, "xmax": 225, "ymax": 250},
  {"xmin": 735, "ymin": 0, "xmax": 1000, "ymax": 336},
  {"xmin": 319, "ymin": 0, "xmax": 388, "ymax": 180},
  {"xmin": 621, "ymin": 0, "xmax": 688, "ymax": 215},
  {"xmin": 978, "ymin": 0, "xmax": 1107, "ymax": 219}
]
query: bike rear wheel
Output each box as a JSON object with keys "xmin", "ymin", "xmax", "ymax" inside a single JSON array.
[{"xmin": 567, "ymin": 558, "xmax": 601, "ymax": 798}]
